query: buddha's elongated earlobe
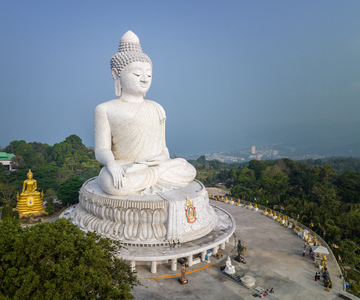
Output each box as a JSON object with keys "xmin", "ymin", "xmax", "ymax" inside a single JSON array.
[
  {"xmin": 114, "ymin": 78, "xmax": 121, "ymax": 97},
  {"xmin": 112, "ymin": 68, "xmax": 122, "ymax": 97}
]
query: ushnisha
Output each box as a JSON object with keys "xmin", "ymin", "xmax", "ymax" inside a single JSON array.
[{"xmin": 95, "ymin": 30, "xmax": 196, "ymax": 196}]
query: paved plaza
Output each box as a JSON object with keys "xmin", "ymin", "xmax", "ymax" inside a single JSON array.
[{"xmin": 131, "ymin": 198, "xmax": 343, "ymax": 300}]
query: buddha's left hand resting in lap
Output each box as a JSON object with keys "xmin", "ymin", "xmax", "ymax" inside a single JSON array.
[{"xmin": 95, "ymin": 31, "xmax": 196, "ymax": 196}]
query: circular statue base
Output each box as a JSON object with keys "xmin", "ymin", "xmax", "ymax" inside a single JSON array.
[
  {"xmin": 118, "ymin": 205, "xmax": 235, "ymax": 266},
  {"xmin": 73, "ymin": 178, "xmax": 218, "ymax": 245}
]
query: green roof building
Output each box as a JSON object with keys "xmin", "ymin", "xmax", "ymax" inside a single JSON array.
[{"xmin": 0, "ymin": 152, "xmax": 15, "ymax": 171}]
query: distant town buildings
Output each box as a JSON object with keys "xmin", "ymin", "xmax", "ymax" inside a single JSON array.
[
  {"xmin": 248, "ymin": 153, "xmax": 263, "ymax": 160},
  {"xmin": 190, "ymin": 141, "xmax": 359, "ymax": 163},
  {"xmin": 204, "ymin": 144, "xmax": 291, "ymax": 163},
  {"xmin": 251, "ymin": 146, "xmax": 256, "ymax": 155}
]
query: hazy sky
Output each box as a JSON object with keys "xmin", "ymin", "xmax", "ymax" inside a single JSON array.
[{"xmin": 1, "ymin": 1, "xmax": 359, "ymax": 156}]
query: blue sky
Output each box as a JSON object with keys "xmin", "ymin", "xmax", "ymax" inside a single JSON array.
[{"xmin": 1, "ymin": 1, "xmax": 359, "ymax": 156}]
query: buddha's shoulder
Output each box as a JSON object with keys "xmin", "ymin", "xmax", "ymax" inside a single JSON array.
[
  {"xmin": 95, "ymin": 99, "xmax": 165, "ymax": 113},
  {"xmin": 144, "ymin": 99, "xmax": 165, "ymax": 110},
  {"xmin": 95, "ymin": 99, "xmax": 121, "ymax": 112}
]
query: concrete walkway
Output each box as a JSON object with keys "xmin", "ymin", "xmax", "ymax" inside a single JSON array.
[{"xmin": 131, "ymin": 199, "xmax": 343, "ymax": 299}]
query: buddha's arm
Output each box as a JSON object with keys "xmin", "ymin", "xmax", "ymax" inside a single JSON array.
[
  {"xmin": 32, "ymin": 180, "xmax": 37, "ymax": 192},
  {"xmin": 94, "ymin": 104, "xmax": 114, "ymax": 165},
  {"xmin": 22, "ymin": 181, "xmax": 26, "ymax": 193},
  {"xmin": 94, "ymin": 104, "xmax": 125, "ymax": 188}
]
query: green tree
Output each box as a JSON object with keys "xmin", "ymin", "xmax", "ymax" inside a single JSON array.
[
  {"xmin": 196, "ymin": 155, "xmax": 206, "ymax": 165},
  {"xmin": 335, "ymin": 170, "xmax": 360, "ymax": 203},
  {"xmin": 1, "ymin": 206, "xmax": 14, "ymax": 219},
  {"xmin": 45, "ymin": 205, "xmax": 54, "ymax": 215},
  {"xmin": 248, "ymin": 160, "xmax": 267, "ymax": 180},
  {"xmin": 10, "ymin": 155, "xmax": 25, "ymax": 169},
  {"xmin": 57, "ymin": 176, "xmax": 84, "ymax": 205},
  {"xmin": 0, "ymin": 182, "xmax": 16, "ymax": 206},
  {"xmin": 0, "ymin": 218, "xmax": 139, "ymax": 299},
  {"xmin": 64, "ymin": 134, "xmax": 85, "ymax": 150},
  {"xmin": 338, "ymin": 239, "xmax": 360, "ymax": 269},
  {"xmin": 0, "ymin": 163, "xmax": 7, "ymax": 182}
]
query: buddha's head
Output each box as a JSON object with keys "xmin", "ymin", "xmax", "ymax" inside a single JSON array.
[
  {"xmin": 27, "ymin": 169, "xmax": 33, "ymax": 180},
  {"xmin": 110, "ymin": 31, "xmax": 153, "ymax": 97}
]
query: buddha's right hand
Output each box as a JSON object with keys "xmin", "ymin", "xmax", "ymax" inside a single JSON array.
[{"xmin": 106, "ymin": 161, "xmax": 125, "ymax": 189}]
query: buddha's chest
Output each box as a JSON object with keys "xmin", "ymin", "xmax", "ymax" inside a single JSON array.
[
  {"xmin": 26, "ymin": 180, "xmax": 35, "ymax": 189},
  {"xmin": 107, "ymin": 104, "xmax": 139, "ymax": 125},
  {"xmin": 106, "ymin": 101, "xmax": 163, "ymax": 131}
]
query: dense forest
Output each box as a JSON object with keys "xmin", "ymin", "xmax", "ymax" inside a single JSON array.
[
  {"xmin": 0, "ymin": 135, "xmax": 101, "ymax": 206},
  {"xmin": 192, "ymin": 155, "xmax": 360, "ymax": 271},
  {"xmin": 1, "ymin": 137, "xmax": 360, "ymax": 271}
]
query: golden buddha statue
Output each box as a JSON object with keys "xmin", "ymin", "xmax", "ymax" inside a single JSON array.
[
  {"xmin": 320, "ymin": 255, "xmax": 327, "ymax": 272},
  {"xmin": 16, "ymin": 170, "xmax": 45, "ymax": 217},
  {"xmin": 312, "ymin": 236, "xmax": 317, "ymax": 245}
]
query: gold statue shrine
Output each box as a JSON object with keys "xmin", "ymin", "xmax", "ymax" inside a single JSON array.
[{"xmin": 16, "ymin": 170, "xmax": 45, "ymax": 217}]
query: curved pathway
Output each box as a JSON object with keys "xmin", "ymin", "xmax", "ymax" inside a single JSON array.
[{"xmin": 131, "ymin": 198, "xmax": 342, "ymax": 299}]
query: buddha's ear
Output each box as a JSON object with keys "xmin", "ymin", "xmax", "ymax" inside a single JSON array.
[
  {"xmin": 112, "ymin": 68, "xmax": 121, "ymax": 97},
  {"xmin": 111, "ymin": 68, "xmax": 119, "ymax": 80}
]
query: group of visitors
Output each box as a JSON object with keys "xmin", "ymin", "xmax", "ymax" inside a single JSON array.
[
  {"xmin": 302, "ymin": 244, "xmax": 323, "ymax": 283},
  {"xmin": 260, "ymin": 288, "xmax": 274, "ymax": 298},
  {"xmin": 303, "ymin": 242, "xmax": 314, "ymax": 257}
]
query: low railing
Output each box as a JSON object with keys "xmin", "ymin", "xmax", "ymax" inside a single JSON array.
[
  {"xmin": 342, "ymin": 263, "xmax": 360, "ymax": 275},
  {"xmin": 209, "ymin": 194, "xmax": 346, "ymax": 291}
]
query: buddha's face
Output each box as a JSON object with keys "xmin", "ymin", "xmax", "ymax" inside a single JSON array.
[{"xmin": 119, "ymin": 61, "xmax": 152, "ymax": 97}]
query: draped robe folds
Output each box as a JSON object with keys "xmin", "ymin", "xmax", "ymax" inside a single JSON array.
[
  {"xmin": 96, "ymin": 99, "xmax": 196, "ymax": 195},
  {"xmin": 111, "ymin": 100, "xmax": 166, "ymax": 163}
]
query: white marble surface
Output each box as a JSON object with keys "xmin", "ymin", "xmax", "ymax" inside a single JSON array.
[
  {"xmin": 95, "ymin": 30, "xmax": 195, "ymax": 196},
  {"xmin": 72, "ymin": 178, "xmax": 218, "ymax": 245},
  {"xmin": 117, "ymin": 205, "xmax": 235, "ymax": 262}
]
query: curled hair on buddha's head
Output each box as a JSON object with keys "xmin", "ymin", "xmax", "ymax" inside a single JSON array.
[{"xmin": 110, "ymin": 30, "xmax": 152, "ymax": 78}]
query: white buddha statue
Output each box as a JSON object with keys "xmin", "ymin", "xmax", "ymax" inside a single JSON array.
[
  {"xmin": 224, "ymin": 256, "xmax": 236, "ymax": 275},
  {"xmin": 95, "ymin": 30, "xmax": 196, "ymax": 196}
]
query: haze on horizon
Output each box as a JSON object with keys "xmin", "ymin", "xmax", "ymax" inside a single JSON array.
[{"xmin": 1, "ymin": 1, "xmax": 359, "ymax": 157}]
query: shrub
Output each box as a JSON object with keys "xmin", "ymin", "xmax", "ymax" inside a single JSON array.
[
  {"xmin": 348, "ymin": 269, "xmax": 360, "ymax": 283},
  {"xmin": 12, "ymin": 210, "xmax": 19, "ymax": 219},
  {"xmin": 2, "ymin": 206, "xmax": 13, "ymax": 219},
  {"xmin": 45, "ymin": 206, "xmax": 54, "ymax": 215},
  {"xmin": 350, "ymin": 283, "xmax": 360, "ymax": 293},
  {"xmin": 54, "ymin": 203, "xmax": 63, "ymax": 210},
  {"xmin": 9, "ymin": 201, "xmax": 17, "ymax": 208},
  {"xmin": 47, "ymin": 197, "xmax": 54, "ymax": 207}
]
